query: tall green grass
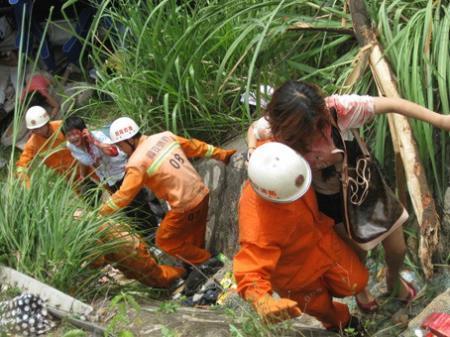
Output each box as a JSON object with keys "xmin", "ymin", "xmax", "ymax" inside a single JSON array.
[
  {"xmin": 0, "ymin": 167, "xmax": 124, "ymax": 298},
  {"xmin": 377, "ymin": 0, "xmax": 450, "ymax": 201},
  {"xmin": 0, "ymin": 5, "xmax": 130, "ymax": 299},
  {"xmin": 69, "ymin": 0, "xmax": 359, "ymax": 143},
  {"xmin": 4, "ymin": 0, "xmax": 449, "ymax": 300}
]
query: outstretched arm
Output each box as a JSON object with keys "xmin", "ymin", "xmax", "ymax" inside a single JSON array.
[
  {"xmin": 373, "ymin": 97, "xmax": 450, "ymax": 130},
  {"xmin": 100, "ymin": 167, "xmax": 144, "ymax": 215},
  {"xmin": 175, "ymin": 135, "xmax": 235, "ymax": 164}
]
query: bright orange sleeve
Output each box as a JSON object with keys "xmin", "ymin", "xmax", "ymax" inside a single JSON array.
[
  {"xmin": 233, "ymin": 242, "xmax": 281, "ymax": 303},
  {"xmin": 175, "ymin": 135, "xmax": 236, "ymax": 163},
  {"xmin": 100, "ymin": 166, "xmax": 145, "ymax": 215},
  {"xmin": 16, "ymin": 136, "xmax": 38, "ymax": 174}
]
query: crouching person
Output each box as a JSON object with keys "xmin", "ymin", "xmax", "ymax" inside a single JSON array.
[
  {"xmin": 16, "ymin": 106, "xmax": 77, "ymax": 187},
  {"xmin": 233, "ymin": 142, "xmax": 368, "ymax": 335},
  {"xmin": 99, "ymin": 117, "xmax": 236, "ymax": 267},
  {"xmin": 95, "ymin": 221, "xmax": 185, "ymax": 288}
]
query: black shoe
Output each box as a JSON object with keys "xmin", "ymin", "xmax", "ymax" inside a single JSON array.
[{"xmin": 182, "ymin": 257, "xmax": 224, "ymax": 296}]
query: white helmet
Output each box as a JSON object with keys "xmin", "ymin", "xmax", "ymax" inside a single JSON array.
[
  {"xmin": 248, "ymin": 142, "xmax": 311, "ymax": 203},
  {"xmin": 110, "ymin": 117, "xmax": 140, "ymax": 143},
  {"xmin": 25, "ymin": 106, "xmax": 50, "ymax": 129}
]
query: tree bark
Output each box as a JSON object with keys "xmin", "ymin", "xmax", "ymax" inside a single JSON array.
[{"xmin": 348, "ymin": 0, "xmax": 440, "ymax": 279}]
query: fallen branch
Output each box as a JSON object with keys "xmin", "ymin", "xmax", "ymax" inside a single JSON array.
[
  {"xmin": 48, "ymin": 307, "xmax": 106, "ymax": 336},
  {"xmin": 287, "ymin": 22, "xmax": 354, "ymax": 35},
  {"xmin": 348, "ymin": 0, "xmax": 440, "ymax": 279}
]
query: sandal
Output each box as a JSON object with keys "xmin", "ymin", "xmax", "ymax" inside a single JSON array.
[
  {"xmin": 355, "ymin": 295, "xmax": 379, "ymax": 313},
  {"xmin": 398, "ymin": 277, "xmax": 417, "ymax": 304}
]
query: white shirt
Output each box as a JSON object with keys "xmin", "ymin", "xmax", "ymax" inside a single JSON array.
[{"xmin": 67, "ymin": 130, "xmax": 127, "ymax": 186}]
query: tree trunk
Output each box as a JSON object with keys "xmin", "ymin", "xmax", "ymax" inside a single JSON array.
[{"xmin": 348, "ymin": 0, "xmax": 440, "ymax": 279}]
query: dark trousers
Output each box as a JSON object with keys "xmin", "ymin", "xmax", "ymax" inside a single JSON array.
[
  {"xmin": 316, "ymin": 191, "xmax": 343, "ymax": 224},
  {"xmin": 109, "ymin": 180, "xmax": 166, "ymax": 238}
]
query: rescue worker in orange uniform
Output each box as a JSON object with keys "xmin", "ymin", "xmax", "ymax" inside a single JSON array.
[
  {"xmin": 234, "ymin": 142, "xmax": 368, "ymax": 335},
  {"xmin": 16, "ymin": 106, "xmax": 77, "ymax": 186},
  {"xmin": 98, "ymin": 223, "xmax": 184, "ymax": 288},
  {"xmin": 99, "ymin": 117, "xmax": 236, "ymax": 267},
  {"xmin": 72, "ymin": 210, "xmax": 185, "ymax": 288}
]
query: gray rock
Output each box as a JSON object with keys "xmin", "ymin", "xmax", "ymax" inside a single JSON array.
[{"xmin": 196, "ymin": 136, "xmax": 248, "ymax": 258}]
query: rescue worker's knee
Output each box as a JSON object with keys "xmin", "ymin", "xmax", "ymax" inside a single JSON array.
[{"xmin": 352, "ymin": 268, "xmax": 369, "ymax": 294}]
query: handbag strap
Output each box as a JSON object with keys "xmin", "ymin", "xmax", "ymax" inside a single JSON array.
[
  {"xmin": 350, "ymin": 129, "xmax": 371, "ymax": 159},
  {"xmin": 330, "ymin": 108, "xmax": 374, "ymax": 239},
  {"xmin": 329, "ymin": 108, "xmax": 352, "ymax": 237}
]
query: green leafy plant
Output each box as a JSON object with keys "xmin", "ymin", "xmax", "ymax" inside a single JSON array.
[
  {"xmin": 105, "ymin": 291, "xmax": 141, "ymax": 336},
  {"xmin": 158, "ymin": 300, "xmax": 179, "ymax": 314},
  {"xmin": 61, "ymin": 329, "xmax": 88, "ymax": 337},
  {"xmin": 161, "ymin": 326, "xmax": 179, "ymax": 337}
]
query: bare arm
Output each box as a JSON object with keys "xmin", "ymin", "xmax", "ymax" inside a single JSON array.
[
  {"xmin": 247, "ymin": 123, "xmax": 257, "ymax": 148},
  {"xmin": 46, "ymin": 94, "xmax": 60, "ymax": 118},
  {"xmin": 373, "ymin": 97, "xmax": 450, "ymax": 130},
  {"xmin": 246, "ymin": 123, "xmax": 257, "ymax": 161},
  {"xmin": 82, "ymin": 129, "xmax": 118, "ymax": 157}
]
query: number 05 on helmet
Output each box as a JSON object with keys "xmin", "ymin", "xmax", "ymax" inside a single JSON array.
[{"xmin": 248, "ymin": 142, "xmax": 311, "ymax": 203}]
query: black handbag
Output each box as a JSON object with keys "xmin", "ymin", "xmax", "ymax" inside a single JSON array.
[{"xmin": 332, "ymin": 116, "xmax": 408, "ymax": 250}]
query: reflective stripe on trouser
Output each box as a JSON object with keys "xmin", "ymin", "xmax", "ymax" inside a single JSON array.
[
  {"xmin": 156, "ymin": 194, "xmax": 211, "ymax": 265},
  {"xmin": 279, "ymin": 231, "xmax": 368, "ymax": 329},
  {"xmin": 99, "ymin": 223, "xmax": 184, "ymax": 288}
]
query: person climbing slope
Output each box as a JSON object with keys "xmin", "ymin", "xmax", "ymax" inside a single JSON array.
[
  {"xmin": 245, "ymin": 80, "xmax": 450, "ymax": 311},
  {"xmin": 99, "ymin": 117, "xmax": 236, "ymax": 269},
  {"xmin": 234, "ymin": 142, "xmax": 368, "ymax": 336}
]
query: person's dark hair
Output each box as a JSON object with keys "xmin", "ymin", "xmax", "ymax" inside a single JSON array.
[
  {"xmin": 131, "ymin": 131, "xmax": 141, "ymax": 140},
  {"xmin": 266, "ymin": 80, "xmax": 329, "ymax": 153},
  {"xmin": 25, "ymin": 91, "xmax": 48, "ymax": 108},
  {"xmin": 62, "ymin": 116, "xmax": 87, "ymax": 135}
]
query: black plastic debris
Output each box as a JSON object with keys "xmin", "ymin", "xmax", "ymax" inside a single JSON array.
[{"xmin": 182, "ymin": 256, "xmax": 224, "ymax": 297}]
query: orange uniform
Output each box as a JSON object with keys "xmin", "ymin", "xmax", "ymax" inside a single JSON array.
[
  {"xmin": 100, "ymin": 131, "xmax": 235, "ymax": 264},
  {"xmin": 16, "ymin": 121, "xmax": 77, "ymax": 181},
  {"xmin": 234, "ymin": 182, "xmax": 368, "ymax": 329},
  {"xmin": 95, "ymin": 222, "xmax": 184, "ymax": 288}
]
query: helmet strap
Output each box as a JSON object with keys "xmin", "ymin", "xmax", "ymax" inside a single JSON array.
[{"xmin": 125, "ymin": 139, "xmax": 136, "ymax": 151}]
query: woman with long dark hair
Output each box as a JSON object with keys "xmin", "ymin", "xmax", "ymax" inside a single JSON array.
[{"xmin": 247, "ymin": 80, "xmax": 449, "ymax": 312}]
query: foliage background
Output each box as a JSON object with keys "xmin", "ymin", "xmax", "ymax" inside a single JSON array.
[{"xmin": 1, "ymin": 0, "xmax": 450, "ymax": 298}]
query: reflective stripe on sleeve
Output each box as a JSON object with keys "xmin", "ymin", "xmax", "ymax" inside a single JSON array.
[
  {"xmin": 106, "ymin": 198, "xmax": 120, "ymax": 211},
  {"xmin": 16, "ymin": 167, "xmax": 28, "ymax": 174},
  {"xmin": 205, "ymin": 144, "xmax": 215, "ymax": 158}
]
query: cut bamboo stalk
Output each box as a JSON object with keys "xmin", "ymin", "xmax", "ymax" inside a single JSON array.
[
  {"xmin": 348, "ymin": 0, "xmax": 439, "ymax": 279},
  {"xmin": 287, "ymin": 22, "xmax": 354, "ymax": 35}
]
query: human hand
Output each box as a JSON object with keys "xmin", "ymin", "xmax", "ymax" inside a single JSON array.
[
  {"xmin": 81, "ymin": 128, "xmax": 96, "ymax": 145},
  {"xmin": 255, "ymin": 295, "xmax": 302, "ymax": 323},
  {"xmin": 221, "ymin": 149, "xmax": 237, "ymax": 165},
  {"xmin": 246, "ymin": 147, "xmax": 256, "ymax": 164}
]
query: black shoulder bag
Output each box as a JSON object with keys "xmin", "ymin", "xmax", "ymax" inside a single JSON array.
[{"xmin": 331, "ymin": 110, "xmax": 408, "ymax": 250}]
